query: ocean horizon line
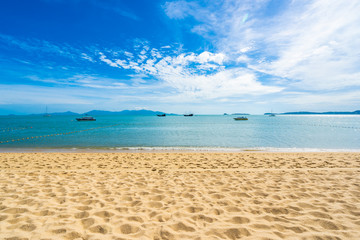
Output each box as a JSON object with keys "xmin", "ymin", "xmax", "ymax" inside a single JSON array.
[{"xmin": 1, "ymin": 109, "xmax": 360, "ymax": 116}]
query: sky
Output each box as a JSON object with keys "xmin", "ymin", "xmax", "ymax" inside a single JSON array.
[{"xmin": 0, "ymin": 0, "xmax": 360, "ymax": 115}]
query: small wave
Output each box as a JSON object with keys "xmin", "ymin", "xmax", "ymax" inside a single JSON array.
[
  {"xmin": 2, "ymin": 146, "xmax": 359, "ymax": 153},
  {"xmin": 114, "ymin": 146, "xmax": 360, "ymax": 153}
]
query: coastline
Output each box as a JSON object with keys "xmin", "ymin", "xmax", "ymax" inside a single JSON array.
[{"xmin": 1, "ymin": 146, "xmax": 360, "ymax": 153}]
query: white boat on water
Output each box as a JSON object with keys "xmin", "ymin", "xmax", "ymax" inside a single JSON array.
[{"xmin": 269, "ymin": 109, "xmax": 276, "ymax": 117}]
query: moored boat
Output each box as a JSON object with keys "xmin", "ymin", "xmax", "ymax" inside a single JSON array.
[
  {"xmin": 157, "ymin": 114, "xmax": 166, "ymax": 117},
  {"xmin": 76, "ymin": 116, "xmax": 96, "ymax": 121},
  {"xmin": 234, "ymin": 116, "xmax": 248, "ymax": 120},
  {"xmin": 184, "ymin": 114, "xmax": 193, "ymax": 117},
  {"xmin": 43, "ymin": 106, "xmax": 51, "ymax": 117},
  {"xmin": 269, "ymin": 109, "xmax": 276, "ymax": 117}
]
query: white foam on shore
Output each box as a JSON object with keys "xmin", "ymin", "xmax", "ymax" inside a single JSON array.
[
  {"xmin": 115, "ymin": 146, "xmax": 360, "ymax": 153},
  {"xmin": 1, "ymin": 146, "xmax": 360, "ymax": 153}
]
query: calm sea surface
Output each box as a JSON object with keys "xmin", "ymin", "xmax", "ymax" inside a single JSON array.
[{"xmin": 0, "ymin": 115, "xmax": 359, "ymax": 151}]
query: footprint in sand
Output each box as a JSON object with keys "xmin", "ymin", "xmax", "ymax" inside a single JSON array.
[
  {"xmin": 206, "ymin": 227, "xmax": 251, "ymax": 239},
  {"xmin": 94, "ymin": 210, "xmax": 114, "ymax": 218},
  {"xmin": 225, "ymin": 206, "xmax": 242, "ymax": 212},
  {"xmin": 76, "ymin": 205, "xmax": 92, "ymax": 211},
  {"xmin": 4, "ymin": 208, "xmax": 28, "ymax": 214},
  {"xmin": 81, "ymin": 218, "xmax": 95, "ymax": 228},
  {"xmin": 309, "ymin": 211, "xmax": 332, "ymax": 219},
  {"xmin": 191, "ymin": 214, "xmax": 214, "ymax": 223},
  {"xmin": 211, "ymin": 193, "xmax": 225, "ymax": 199},
  {"xmin": 65, "ymin": 231, "xmax": 82, "ymax": 240},
  {"xmin": 150, "ymin": 195, "xmax": 166, "ymax": 201},
  {"xmin": 130, "ymin": 200, "xmax": 142, "ymax": 207},
  {"xmin": 36, "ymin": 210, "xmax": 55, "ymax": 216},
  {"xmin": 228, "ymin": 216, "xmax": 250, "ymax": 224},
  {"xmin": 170, "ymin": 222, "xmax": 195, "ymax": 232},
  {"xmin": 89, "ymin": 224, "xmax": 110, "ymax": 234},
  {"xmin": 185, "ymin": 206, "xmax": 203, "ymax": 213},
  {"xmin": 115, "ymin": 207, "xmax": 129, "ymax": 213},
  {"xmin": 318, "ymin": 220, "xmax": 340, "ymax": 230},
  {"xmin": 52, "ymin": 228, "xmax": 67, "ymax": 234},
  {"xmin": 119, "ymin": 224, "xmax": 140, "ymax": 234},
  {"xmin": 264, "ymin": 207, "xmax": 289, "ymax": 215},
  {"xmin": 210, "ymin": 208, "xmax": 224, "ymax": 215},
  {"xmin": 224, "ymin": 228, "xmax": 251, "ymax": 239},
  {"xmin": 127, "ymin": 216, "xmax": 144, "ymax": 223},
  {"xmin": 155, "ymin": 213, "xmax": 171, "ymax": 222},
  {"xmin": 19, "ymin": 223, "xmax": 36, "ymax": 231},
  {"xmin": 8, "ymin": 218, "xmax": 25, "ymax": 224},
  {"xmin": 147, "ymin": 201, "xmax": 163, "ymax": 208},
  {"xmin": 74, "ymin": 211, "xmax": 89, "ymax": 219}
]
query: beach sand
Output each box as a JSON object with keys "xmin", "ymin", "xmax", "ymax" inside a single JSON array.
[{"xmin": 0, "ymin": 152, "xmax": 360, "ymax": 239}]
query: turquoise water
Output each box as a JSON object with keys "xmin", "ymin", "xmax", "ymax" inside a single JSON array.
[{"xmin": 0, "ymin": 115, "xmax": 360, "ymax": 151}]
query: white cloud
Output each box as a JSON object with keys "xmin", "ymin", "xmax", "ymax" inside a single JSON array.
[
  {"xmin": 99, "ymin": 52, "xmax": 118, "ymax": 67},
  {"xmin": 196, "ymin": 51, "xmax": 226, "ymax": 64},
  {"xmin": 124, "ymin": 51, "xmax": 134, "ymax": 58},
  {"xmin": 236, "ymin": 55, "xmax": 250, "ymax": 63},
  {"xmin": 163, "ymin": 1, "xmax": 196, "ymax": 19},
  {"xmin": 256, "ymin": 0, "xmax": 360, "ymax": 90},
  {"xmin": 98, "ymin": 47, "xmax": 282, "ymax": 100},
  {"xmin": 161, "ymin": 0, "xmax": 360, "ymax": 113},
  {"xmin": 157, "ymin": 68, "xmax": 283, "ymax": 100},
  {"xmin": 164, "ymin": 0, "xmax": 264, "ymax": 54},
  {"xmin": 174, "ymin": 0, "xmax": 360, "ymax": 92},
  {"xmin": 81, "ymin": 53, "xmax": 95, "ymax": 62}
]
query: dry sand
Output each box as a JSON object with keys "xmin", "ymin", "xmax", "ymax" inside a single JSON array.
[{"xmin": 0, "ymin": 152, "xmax": 360, "ymax": 239}]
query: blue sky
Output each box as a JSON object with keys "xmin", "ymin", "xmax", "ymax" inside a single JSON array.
[{"xmin": 1, "ymin": 0, "xmax": 360, "ymax": 115}]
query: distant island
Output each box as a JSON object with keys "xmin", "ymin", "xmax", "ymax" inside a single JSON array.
[
  {"xmin": 265, "ymin": 110, "xmax": 360, "ymax": 115},
  {"xmin": 30, "ymin": 111, "xmax": 79, "ymax": 116},
  {"xmin": 232, "ymin": 113, "xmax": 250, "ymax": 115},
  {"xmin": 84, "ymin": 110, "xmax": 174, "ymax": 116},
  {"xmin": 4, "ymin": 109, "xmax": 360, "ymax": 116},
  {"xmin": 4, "ymin": 109, "xmax": 176, "ymax": 116}
]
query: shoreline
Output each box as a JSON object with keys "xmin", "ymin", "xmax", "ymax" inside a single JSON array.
[{"xmin": 1, "ymin": 146, "xmax": 360, "ymax": 153}]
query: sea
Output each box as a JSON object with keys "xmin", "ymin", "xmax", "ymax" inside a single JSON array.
[{"xmin": 0, "ymin": 115, "xmax": 360, "ymax": 152}]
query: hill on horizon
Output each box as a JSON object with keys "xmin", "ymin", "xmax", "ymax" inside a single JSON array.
[
  {"xmin": 84, "ymin": 110, "xmax": 172, "ymax": 116},
  {"xmin": 10, "ymin": 109, "xmax": 174, "ymax": 116},
  {"xmin": 264, "ymin": 110, "xmax": 360, "ymax": 115}
]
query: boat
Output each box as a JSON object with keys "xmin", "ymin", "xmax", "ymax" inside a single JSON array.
[
  {"xmin": 234, "ymin": 116, "xmax": 248, "ymax": 120},
  {"xmin": 43, "ymin": 106, "xmax": 51, "ymax": 117},
  {"xmin": 76, "ymin": 116, "xmax": 96, "ymax": 121},
  {"xmin": 184, "ymin": 114, "xmax": 193, "ymax": 117},
  {"xmin": 269, "ymin": 109, "xmax": 276, "ymax": 117},
  {"xmin": 157, "ymin": 114, "xmax": 166, "ymax": 117}
]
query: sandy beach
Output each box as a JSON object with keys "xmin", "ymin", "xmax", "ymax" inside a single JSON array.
[{"xmin": 0, "ymin": 152, "xmax": 360, "ymax": 239}]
